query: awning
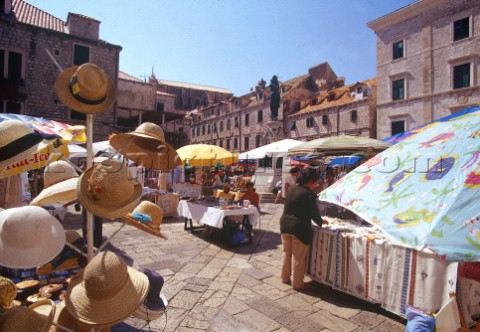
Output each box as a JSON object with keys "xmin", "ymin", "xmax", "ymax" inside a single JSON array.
[{"xmin": 328, "ymin": 156, "xmax": 361, "ymax": 166}]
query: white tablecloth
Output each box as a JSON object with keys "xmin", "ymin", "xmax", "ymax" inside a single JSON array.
[{"xmin": 177, "ymin": 200, "xmax": 259, "ymax": 229}]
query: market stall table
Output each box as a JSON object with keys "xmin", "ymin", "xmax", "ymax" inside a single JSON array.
[
  {"xmin": 307, "ymin": 218, "xmax": 458, "ymax": 318},
  {"xmin": 172, "ymin": 182, "xmax": 202, "ymax": 198},
  {"xmin": 177, "ymin": 200, "xmax": 259, "ymax": 244}
]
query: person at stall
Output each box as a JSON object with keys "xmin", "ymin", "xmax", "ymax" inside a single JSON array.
[
  {"xmin": 284, "ymin": 167, "xmax": 300, "ymax": 196},
  {"xmin": 280, "ymin": 169, "xmax": 325, "ymax": 291},
  {"xmin": 217, "ymin": 183, "xmax": 234, "ymax": 201},
  {"xmin": 241, "ymin": 182, "xmax": 260, "ymax": 210}
]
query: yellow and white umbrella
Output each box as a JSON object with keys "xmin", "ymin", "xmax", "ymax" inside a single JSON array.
[{"xmin": 177, "ymin": 144, "xmax": 238, "ymax": 167}]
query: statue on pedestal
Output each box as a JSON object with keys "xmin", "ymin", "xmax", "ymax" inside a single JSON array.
[{"xmin": 269, "ymin": 75, "xmax": 280, "ymax": 121}]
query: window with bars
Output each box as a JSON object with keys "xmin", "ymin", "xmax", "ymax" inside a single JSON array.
[
  {"xmin": 453, "ymin": 17, "xmax": 470, "ymax": 41},
  {"xmin": 392, "ymin": 40, "xmax": 404, "ymax": 60},
  {"xmin": 392, "ymin": 79, "xmax": 405, "ymax": 100},
  {"xmin": 351, "ymin": 110, "xmax": 358, "ymax": 122},
  {"xmin": 453, "ymin": 63, "xmax": 471, "ymax": 89},
  {"xmin": 257, "ymin": 110, "xmax": 263, "ymax": 123},
  {"xmin": 306, "ymin": 117, "xmax": 314, "ymax": 128}
]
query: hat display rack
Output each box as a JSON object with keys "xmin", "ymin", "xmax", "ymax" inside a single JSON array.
[{"xmin": 45, "ymin": 51, "xmax": 168, "ymax": 330}]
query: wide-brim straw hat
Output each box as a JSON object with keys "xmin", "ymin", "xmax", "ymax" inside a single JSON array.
[
  {"xmin": 55, "ymin": 63, "xmax": 115, "ymax": 114},
  {"xmin": 49, "ymin": 301, "xmax": 111, "ymax": 332},
  {"xmin": 0, "ymin": 206, "xmax": 66, "ymax": 269},
  {"xmin": 0, "ymin": 299, "xmax": 55, "ymax": 332},
  {"xmin": 109, "ymin": 122, "xmax": 181, "ymax": 171},
  {"xmin": 123, "ymin": 201, "xmax": 167, "ymax": 239},
  {"xmin": 77, "ymin": 159, "xmax": 142, "ymax": 219},
  {"xmin": 0, "ymin": 276, "xmax": 17, "ymax": 310},
  {"xmin": 0, "ymin": 119, "xmax": 44, "ymax": 168},
  {"xmin": 31, "ymin": 160, "xmax": 79, "ymax": 206},
  {"xmin": 65, "ymin": 251, "xmax": 149, "ymax": 327}
]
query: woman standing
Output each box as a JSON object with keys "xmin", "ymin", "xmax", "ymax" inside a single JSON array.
[{"xmin": 280, "ymin": 169, "xmax": 325, "ymax": 290}]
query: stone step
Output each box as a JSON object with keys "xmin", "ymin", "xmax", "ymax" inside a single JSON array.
[{"xmin": 259, "ymin": 193, "xmax": 276, "ymax": 203}]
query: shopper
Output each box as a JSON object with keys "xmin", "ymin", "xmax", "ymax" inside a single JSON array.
[
  {"xmin": 283, "ymin": 167, "xmax": 300, "ymax": 196},
  {"xmin": 280, "ymin": 169, "xmax": 325, "ymax": 290}
]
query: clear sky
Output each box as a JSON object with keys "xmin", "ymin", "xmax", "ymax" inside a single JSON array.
[{"xmin": 26, "ymin": 0, "xmax": 414, "ymax": 96}]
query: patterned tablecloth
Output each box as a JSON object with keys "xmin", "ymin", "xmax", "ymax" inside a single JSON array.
[
  {"xmin": 172, "ymin": 183, "xmax": 202, "ymax": 198},
  {"xmin": 308, "ymin": 221, "xmax": 458, "ymax": 318}
]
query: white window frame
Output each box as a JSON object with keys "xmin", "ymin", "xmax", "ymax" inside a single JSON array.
[{"xmin": 452, "ymin": 14, "xmax": 472, "ymax": 43}]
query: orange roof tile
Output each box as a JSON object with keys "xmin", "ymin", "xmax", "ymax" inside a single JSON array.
[{"xmin": 12, "ymin": 0, "xmax": 66, "ymax": 32}]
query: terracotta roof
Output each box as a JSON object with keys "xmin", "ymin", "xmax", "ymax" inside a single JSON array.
[
  {"xmin": 157, "ymin": 79, "xmax": 232, "ymax": 95},
  {"xmin": 296, "ymin": 78, "xmax": 376, "ymax": 115},
  {"xmin": 12, "ymin": 0, "xmax": 66, "ymax": 32}
]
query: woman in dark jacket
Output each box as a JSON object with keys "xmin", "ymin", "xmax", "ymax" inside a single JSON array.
[{"xmin": 280, "ymin": 169, "xmax": 325, "ymax": 290}]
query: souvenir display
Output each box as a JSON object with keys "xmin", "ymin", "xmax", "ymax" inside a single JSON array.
[{"xmin": 123, "ymin": 200, "xmax": 167, "ymax": 239}]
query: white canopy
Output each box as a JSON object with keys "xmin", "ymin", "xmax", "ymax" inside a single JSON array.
[{"xmin": 239, "ymin": 139, "xmax": 304, "ymax": 159}]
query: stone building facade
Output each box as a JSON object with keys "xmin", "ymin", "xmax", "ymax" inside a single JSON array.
[
  {"xmin": 0, "ymin": 0, "xmax": 122, "ymax": 141},
  {"xmin": 288, "ymin": 79, "xmax": 377, "ymax": 140},
  {"xmin": 368, "ymin": 0, "xmax": 480, "ymax": 139},
  {"xmin": 187, "ymin": 62, "xmax": 379, "ymax": 153}
]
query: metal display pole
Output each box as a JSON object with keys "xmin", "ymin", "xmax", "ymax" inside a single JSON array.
[{"xmin": 86, "ymin": 114, "xmax": 94, "ymax": 261}]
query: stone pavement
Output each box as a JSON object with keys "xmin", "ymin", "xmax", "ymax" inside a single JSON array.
[{"xmin": 62, "ymin": 202, "xmax": 407, "ymax": 332}]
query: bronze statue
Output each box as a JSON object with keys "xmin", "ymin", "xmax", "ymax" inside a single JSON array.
[{"xmin": 270, "ymin": 75, "xmax": 280, "ymax": 120}]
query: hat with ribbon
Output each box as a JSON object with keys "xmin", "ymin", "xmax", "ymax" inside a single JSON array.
[
  {"xmin": 0, "ymin": 120, "xmax": 44, "ymax": 168},
  {"xmin": 0, "ymin": 299, "xmax": 56, "ymax": 332},
  {"xmin": 77, "ymin": 159, "xmax": 142, "ymax": 219},
  {"xmin": 55, "ymin": 63, "xmax": 115, "ymax": 114},
  {"xmin": 133, "ymin": 267, "xmax": 167, "ymax": 321},
  {"xmin": 0, "ymin": 276, "xmax": 17, "ymax": 311},
  {"xmin": 109, "ymin": 122, "xmax": 181, "ymax": 171},
  {"xmin": 30, "ymin": 160, "xmax": 79, "ymax": 206},
  {"xmin": 123, "ymin": 201, "xmax": 167, "ymax": 239},
  {"xmin": 0, "ymin": 206, "xmax": 66, "ymax": 269},
  {"xmin": 65, "ymin": 251, "xmax": 149, "ymax": 327}
]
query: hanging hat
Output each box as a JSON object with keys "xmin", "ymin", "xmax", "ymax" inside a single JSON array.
[
  {"xmin": 65, "ymin": 251, "xmax": 149, "ymax": 327},
  {"xmin": 50, "ymin": 301, "xmax": 111, "ymax": 332},
  {"xmin": 0, "ymin": 299, "xmax": 55, "ymax": 332},
  {"xmin": 0, "ymin": 206, "xmax": 66, "ymax": 269},
  {"xmin": 123, "ymin": 201, "xmax": 167, "ymax": 239},
  {"xmin": 0, "ymin": 120, "xmax": 44, "ymax": 168},
  {"xmin": 0, "ymin": 276, "xmax": 17, "ymax": 311},
  {"xmin": 133, "ymin": 267, "xmax": 167, "ymax": 321},
  {"xmin": 55, "ymin": 63, "xmax": 115, "ymax": 114},
  {"xmin": 77, "ymin": 159, "xmax": 142, "ymax": 219},
  {"xmin": 109, "ymin": 122, "xmax": 181, "ymax": 171},
  {"xmin": 30, "ymin": 160, "xmax": 79, "ymax": 206}
]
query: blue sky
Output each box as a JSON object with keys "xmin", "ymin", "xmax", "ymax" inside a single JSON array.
[{"xmin": 27, "ymin": 0, "xmax": 414, "ymax": 96}]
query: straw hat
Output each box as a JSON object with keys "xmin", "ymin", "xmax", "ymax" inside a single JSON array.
[
  {"xmin": 30, "ymin": 160, "xmax": 79, "ymax": 206},
  {"xmin": 0, "ymin": 120, "xmax": 44, "ymax": 168},
  {"xmin": 0, "ymin": 206, "xmax": 66, "ymax": 269},
  {"xmin": 109, "ymin": 122, "xmax": 181, "ymax": 171},
  {"xmin": 65, "ymin": 251, "xmax": 149, "ymax": 327},
  {"xmin": 123, "ymin": 201, "xmax": 167, "ymax": 239},
  {"xmin": 0, "ymin": 276, "xmax": 17, "ymax": 310},
  {"xmin": 77, "ymin": 159, "xmax": 142, "ymax": 219},
  {"xmin": 0, "ymin": 299, "xmax": 55, "ymax": 332},
  {"xmin": 49, "ymin": 301, "xmax": 111, "ymax": 332},
  {"xmin": 133, "ymin": 267, "xmax": 167, "ymax": 321},
  {"xmin": 55, "ymin": 63, "xmax": 115, "ymax": 114}
]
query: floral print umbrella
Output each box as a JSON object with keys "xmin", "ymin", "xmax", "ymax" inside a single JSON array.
[{"xmin": 319, "ymin": 106, "xmax": 480, "ymax": 261}]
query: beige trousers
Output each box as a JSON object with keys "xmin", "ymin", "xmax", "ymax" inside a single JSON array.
[{"xmin": 281, "ymin": 233, "xmax": 310, "ymax": 289}]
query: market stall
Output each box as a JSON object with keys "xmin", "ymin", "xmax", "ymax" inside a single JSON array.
[{"xmin": 315, "ymin": 107, "xmax": 480, "ymax": 326}]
